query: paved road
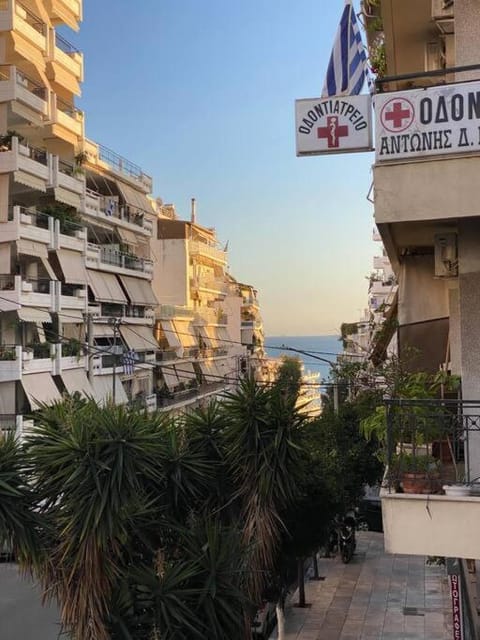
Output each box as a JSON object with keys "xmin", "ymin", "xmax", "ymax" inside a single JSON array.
[
  {"xmin": 0, "ymin": 562, "xmax": 61, "ymax": 640},
  {"xmin": 270, "ymin": 531, "xmax": 453, "ymax": 640}
]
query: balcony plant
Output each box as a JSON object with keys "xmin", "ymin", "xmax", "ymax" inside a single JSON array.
[
  {"xmin": 0, "ymin": 346, "xmax": 15, "ymax": 361},
  {"xmin": 391, "ymin": 452, "xmax": 441, "ymax": 495},
  {"xmin": 41, "ymin": 204, "xmax": 81, "ymax": 236}
]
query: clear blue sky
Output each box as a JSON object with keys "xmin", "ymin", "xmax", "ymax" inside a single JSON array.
[{"xmin": 70, "ymin": 0, "xmax": 376, "ymax": 336}]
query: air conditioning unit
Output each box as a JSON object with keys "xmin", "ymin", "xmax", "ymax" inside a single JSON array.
[
  {"xmin": 434, "ymin": 233, "xmax": 458, "ymax": 277},
  {"xmin": 432, "ymin": 0, "xmax": 454, "ymax": 34}
]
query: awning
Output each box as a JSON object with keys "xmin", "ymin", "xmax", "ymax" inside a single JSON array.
[
  {"xmin": 160, "ymin": 320, "xmax": 181, "ymax": 349},
  {"xmin": 55, "ymin": 249, "xmax": 88, "ymax": 285},
  {"xmin": 91, "ymin": 374, "xmax": 128, "ymax": 405},
  {"xmin": 61, "ymin": 368, "xmax": 95, "ymax": 399},
  {"xmin": 198, "ymin": 326, "xmax": 213, "ymax": 348},
  {"xmin": 176, "ymin": 361, "xmax": 197, "ymax": 381},
  {"xmin": 117, "ymin": 227, "xmax": 138, "ymax": 246},
  {"xmin": 119, "ymin": 275, "xmax": 158, "ymax": 306},
  {"xmin": 17, "ymin": 238, "xmax": 48, "ymax": 259},
  {"xmin": 160, "ymin": 366, "xmax": 179, "ymax": 391},
  {"xmin": 199, "ymin": 326, "xmax": 219, "ymax": 348},
  {"xmin": 53, "ymin": 186, "xmax": 81, "ymax": 210},
  {"xmin": 92, "ymin": 323, "xmax": 114, "ymax": 337},
  {"xmin": 216, "ymin": 327, "xmax": 231, "ymax": 344},
  {"xmin": 40, "ymin": 257, "xmax": 57, "ymax": 280},
  {"xmin": 17, "ymin": 308, "xmax": 51, "ymax": 323},
  {"xmin": 87, "ymin": 269, "xmax": 127, "ymax": 304},
  {"xmin": 14, "ymin": 170, "xmax": 46, "ymax": 192},
  {"xmin": 22, "ymin": 372, "xmax": 62, "ymax": 410},
  {"xmin": 58, "ymin": 309, "xmax": 84, "ymax": 323},
  {"xmin": 199, "ymin": 361, "xmax": 218, "ymax": 383},
  {"xmin": 116, "ymin": 180, "xmax": 152, "ymax": 213},
  {"xmin": 173, "ymin": 320, "xmax": 198, "ymax": 348},
  {"xmin": 119, "ymin": 324, "xmax": 156, "ymax": 352}
]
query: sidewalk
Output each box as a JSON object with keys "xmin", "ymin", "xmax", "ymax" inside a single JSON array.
[{"xmin": 269, "ymin": 531, "xmax": 452, "ymax": 640}]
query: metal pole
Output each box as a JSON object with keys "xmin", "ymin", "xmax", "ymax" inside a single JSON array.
[
  {"xmin": 87, "ymin": 313, "xmax": 94, "ymax": 383},
  {"xmin": 112, "ymin": 319, "xmax": 118, "ymax": 404}
]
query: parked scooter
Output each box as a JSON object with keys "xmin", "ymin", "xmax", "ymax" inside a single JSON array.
[{"xmin": 325, "ymin": 514, "xmax": 356, "ymax": 564}]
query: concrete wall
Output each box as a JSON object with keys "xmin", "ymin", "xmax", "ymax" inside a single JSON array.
[
  {"xmin": 455, "ymin": 0, "xmax": 480, "ymax": 80},
  {"xmin": 382, "ymin": 490, "xmax": 480, "ymax": 559},
  {"xmin": 374, "ymin": 155, "xmax": 480, "ymax": 225},
  {"xmin": 150, "ymin": 238, "xmax": 189, "ymax": 307}
]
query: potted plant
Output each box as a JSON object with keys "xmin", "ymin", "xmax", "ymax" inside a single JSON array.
[{"xmin": 393, "ymin": 453, "xmax": 441, "ymax": 494}]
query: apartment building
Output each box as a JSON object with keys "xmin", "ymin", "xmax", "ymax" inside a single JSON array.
[
  {"xmin": 363, "ymin": 0, "xmax": 480, "ymax": 568},
  {"xmin": 150, "ymin": 207, "xmax": 258, "ymax": 412}
]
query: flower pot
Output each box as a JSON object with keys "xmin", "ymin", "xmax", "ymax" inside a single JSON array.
[
  {"xmin": 402, "ymin": 472, "xmax": 440, "ymax": 494},
  {"xmin": 443, "ymin": 484, "xmax": 470, "ymax": 497}
]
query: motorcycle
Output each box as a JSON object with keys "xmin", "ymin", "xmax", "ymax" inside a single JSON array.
[{"xmin": 325, "ymin": 514, "xmax": 356, "ymax": 564}]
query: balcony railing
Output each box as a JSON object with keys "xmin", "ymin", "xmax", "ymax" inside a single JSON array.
[
  {"xmin": 0, "ymin": 414, "xmax": 16, "ymax": 434},
  {"xmin": 100, "ymin": 247, "xmax": 150, "ymax": 273},
  {"xmin": 25, "ymin": 278, "xmax": 51, "ymax": 294},
  {"xmin": 98, "ymin": 144, "xmax": 146, "ymax": 182},
  {"xmin": 16, "ymin": 1, "xmax": 46, "ymax": 36},
  {"xmin": 384, "ymin": 398, "xmax": 480, "ymax": 492},
  {"xmin": 157, "ymin": 304, "xmax": 195, "ymax": 319},
  {"xmin": 14, "ymin": 67, "xmax": 47, "ymax": 99},
  {"xmin": 0, "ymin": 274, "xmax": 15, "ymax": 291},
  {"xmin": 55, "ymin": 31, "xmax": 79, "ymax": 54},
  {"xmin": 376, "ymin": 63, "xmax": 480, "ymax": 93}
]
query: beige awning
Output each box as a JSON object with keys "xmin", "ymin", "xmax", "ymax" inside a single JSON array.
[
  {"xmin": 118, "ymin": 275, "xmax": 157, "ymax": 306},
  {"xmin": 40, "ymin": 257, "xmax": 57, "ymax": 280},
  {"xmin": 17, "ymin": 308, "xmax": 51, "ymax": 323},
  {"xmin": 91, "ymin": 374, "xmax": 128, "ymax": 405},
  {"xmin": 173, "ymin": 320, "xmax": 198, "ymax": 348},
  {"xmin": 87, "ymin": 269, "xmax": 127, "ymax": 304},
  {"xmin": 217, "ymin": 327, "xmax": 231, "ymax": 344},
  {"xmin": 119, "ymin": 324, "xmax": 156, "ymax": 352},
  {"xmin": 53, "ymin": 186, "xmax": 81, "ymax": 210},
  {"xmin": 22, "ymin": 372, "xmax": 62, "ymax": 410},
  {"xmin": 58, "ymin": 309, "xmax": 84, "ymax": 323},
  {"xmin": 92, "ymin": 323, "xmax": 114, "ymax": 337},
  {"xmin": 17, "ymin": 238, "xmax": 48, "ymax": 258},
  {"xmin": 116, "ymin": 180, "xmax": 152, "ymax": 213},
  {"xmin": 117, "ymin": 227, "xmax": 138, "ymax": 246},
  {"xmin": 199, "ymin": 361, "xmax": 218, "ymax": 383},
  {"xmin": 55, "ymin": 249, "xmax": 87, "ymax": 285},
  {"xmin": 160, "ymin": 366, "xmax": 179, "ymax": 391},
  {"xmin": 198, "ymin": 326, "xmax": 212, "ymax": 348},
  {"xmin": 160, "ymin": 320, "xmax": 181, "ymax": 349},
  {"xmin": 198, "ymin": 326, "xmax": 219, "ymax": 348},
  {"xmin": 176, "ymin": 361, "xmax": 197, "ymax": 381},
  {"xmin": 14, "ymin": 169, "xmax": 46, "ymax": 192},
  {"xmin": 61, "ymin": 367, "xmax": 95, "ymax": 399}
]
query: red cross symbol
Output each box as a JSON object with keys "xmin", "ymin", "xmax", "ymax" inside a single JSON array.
[
  {"xmin": 381, "ymin": 98, "xmax": 414, "ymax": 132},
  {"xmin": 317, "ymin": 116, "xmax": 349, "ymax": 148}
]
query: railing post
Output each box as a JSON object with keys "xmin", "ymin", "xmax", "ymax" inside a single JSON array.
[{"xmin": 385, "ymin": 398, "xmax": 394, "ymax": 488}]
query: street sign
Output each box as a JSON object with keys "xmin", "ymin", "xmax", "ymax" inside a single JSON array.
[
  {"xmin": 295, "ymin": 94, "xmax": 373, "ymax": 156},
  {"xmin": 375, "ymin": 80, "xmax": 480, "ymax": 162}
]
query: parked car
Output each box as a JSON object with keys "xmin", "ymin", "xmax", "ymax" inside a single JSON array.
[{"xmin": 251, "ymin": 600, "xmax": 276, "ymax": 639}]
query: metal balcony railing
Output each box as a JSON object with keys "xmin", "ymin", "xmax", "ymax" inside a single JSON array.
[
  {"xmin": 385, "ymin": 398, "xmax": 480, "ymax": 490},
  {"xmin": 55, "ymin": 32, "xmax": 80, "ymax": 54},
  {"xmin": 376, "ymin": 63, "xmax": 480, "ymax": 93},
  {"xmin": 15, "ymin": 68, "xmax": 46, "ymax": 99},
  {"xmin": 98, "ymin": 144, "xmax": 146, "ymax": 181}
]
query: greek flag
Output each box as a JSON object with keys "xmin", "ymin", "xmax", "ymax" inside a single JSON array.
[
  {"xmin": 122, "ymin": 349, "xmax": 137, "ymax": 375},
  {"xmin": 322, "ymin": 1, "xmax": 368, "ymax": 97}
]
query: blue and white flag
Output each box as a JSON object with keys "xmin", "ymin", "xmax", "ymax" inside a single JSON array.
[
  {"xmin": 122, "ymin": 349, "xmax": 137, "ymax": 375},
  {"xmin": 322, "ymin": 1, "xmax": 368, "ymax": 97}
]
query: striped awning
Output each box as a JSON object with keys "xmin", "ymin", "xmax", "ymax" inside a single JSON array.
[
  {"xmin": 53, "ymin": 186, "xmax": 81, "ymax": 210},
  {"xmin": 14, "ymin": 169, "xmax": 46, "ymax": 192}
]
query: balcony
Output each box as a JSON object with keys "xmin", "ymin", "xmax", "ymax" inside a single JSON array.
[
  {"xmin": 0, "ymin": 345, "xmax": 21, "ymax": 380},
  {"xmin": 0, "ymin": 65, "xmax": 48, "ymax": 121},
  {"xmin": 83, "ymin": 188, "xmax": 152, "ymax": 238},
  {"xmin": 22, "ymin": 341, "xmax": 55, "ymax": 374},
  {"xmin": 381, "ymin": 398, "xmax": 480, "ymax": 560},
  {"xmin": 189, "ymin": 240, "xmax": 227, "ymax": 265},
  {"xmin": 51, "ymin": 95, "xmax": 84, "ymax": 141},
  {"xmin": 86, "ymin": 243, "xmax": 153, "ymax": 278},
  {"xmin": 190, "ymin": 275, "xmax": 227, "ymax": 297},
  {"xmin": 0, "ymin": 275, "xmax": 54, "ymax": 310},
  {"xmin": 0, "ymin": 1, "xmax": 48, "ymax": 53},
  {"xmin": 82, "ymin": 138, "xmax": 152, "ymax": 193},
  {"xmin": 0, "ymin": 136, "xmax": 49, "ymax": 186},
  {"xmin": 46, "ymin": 0, "xmax": 82, "ymax": 31},
  {"xmin": 157, "ymin": 304, "xmax": 195, "ymax": 320},
  {"xmin": 52, "ymin": 31, "xmax": 83, "ymax": 81}
]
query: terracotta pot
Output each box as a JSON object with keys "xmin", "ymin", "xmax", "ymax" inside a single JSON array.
[{"xmin": 402, "ymin": 472, "xmax": 440, "ymax": 494}]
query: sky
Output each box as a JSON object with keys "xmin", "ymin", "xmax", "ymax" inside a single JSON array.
[{"xmin": 68, "ymin": 0, "xmax": 376, "ymax": 336}]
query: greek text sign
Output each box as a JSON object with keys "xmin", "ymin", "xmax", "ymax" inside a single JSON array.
[
  {"xmin": 449, "ymin": 574, "xmax": 464, "ymax": 640},
  {"xmin": 295, "ymin": 94, "xmax": 372, "ymax": 156},
  {"xmin": 375, "ymin": 81, "xmax": 480, "ymax": 162}
]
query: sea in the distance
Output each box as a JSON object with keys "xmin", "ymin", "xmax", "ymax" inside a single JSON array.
[{"xmin": 265, "ymin": 335, "xmax": 342, "ymax": 385}]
